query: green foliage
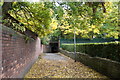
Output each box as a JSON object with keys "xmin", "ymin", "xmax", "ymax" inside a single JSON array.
[
  {"xmin": 36, "ymin": 2, "xmax": 119, "ymax": 43},
  {"xmin": 8, "ymin": 2, "xmax": 52, "ymax": 37},
  {"xmin": 41, "ymin": 36, "xmax": 50, "ymax": 45},
  {"xmin": 0, "ymin": 1, "xmax": 4, "ymax": 6},
  {"xmin": 12, "ymin": 23, "xmax": 26, "ymax": 32},
  {"xmin": 51, "ymin": 2, "xmax": 119, "ymax": 39},
  {"xmin": 24, "ymin": 35, "xmax": 31, "ymax": 43},
  {"xmin": 61, "ymin": 41, "xmax": 120, "ymax": 62},
  {"xmin": 3, "ymin": 2, "xmax": 119, "ymax": 41}
]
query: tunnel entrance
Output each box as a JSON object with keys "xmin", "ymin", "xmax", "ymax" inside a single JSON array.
[{"xmin": 50, "ymin": 42, "xmax": 59, "ymax": 53}]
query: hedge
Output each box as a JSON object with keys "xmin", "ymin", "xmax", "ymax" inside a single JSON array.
[{"xmin": 61, "ymin": 41, "xmax": 120, "ymax": 62}]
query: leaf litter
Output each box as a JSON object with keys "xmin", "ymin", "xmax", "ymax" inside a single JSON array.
[{"xmin": 25, "ymin": 53, "xmax": 110, "ymax": 79}]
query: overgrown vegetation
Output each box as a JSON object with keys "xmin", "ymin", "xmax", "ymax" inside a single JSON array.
[
  {"xmin": 61, "ymin": 41, "xmax": 120, "ymax": 62},
  {"xmin": 2, "ymin": 2, "xmax": 53, "ymax": 37},
  {"xmin": 49, "ymin": 2, "xmax": 119, "ymax": 39},
  {"xmin": 1, "ymin": 1, "xmax": 119, "ymax": 41}
]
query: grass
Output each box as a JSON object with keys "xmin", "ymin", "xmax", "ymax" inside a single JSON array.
[{"xmin": 61, "ymin": 41, "xmax": 120, "ymax": 46}]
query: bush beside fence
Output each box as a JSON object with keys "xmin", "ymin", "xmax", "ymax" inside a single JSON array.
[{"xmin": 61, "ymin": 42, "xmax": 120, "ymax": 62}]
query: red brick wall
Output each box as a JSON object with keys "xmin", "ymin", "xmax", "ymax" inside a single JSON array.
[{"xmin": 1, "ymin": 26, "xmax": 42, "ymax": 78}]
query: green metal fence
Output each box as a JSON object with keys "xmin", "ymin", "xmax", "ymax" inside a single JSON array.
[{"xmin": 60, "ymin": 38, "xmax": 120, "ymax": 47}]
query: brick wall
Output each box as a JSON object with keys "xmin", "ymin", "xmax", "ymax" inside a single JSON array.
[
  {"xmin": 1, "ymin": 25, "xmax": 42, "ymax": 78},
  {"xmin": 43, "ymin": 45, "xmax": 51, "ymax": 53}
]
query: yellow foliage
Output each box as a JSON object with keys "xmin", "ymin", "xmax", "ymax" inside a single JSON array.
[
  {"xmin": 28, "ymin": 21, "xmax": 34, "ymax": 25},
  {"xmin": 109, "ymin": 32, "xmax": 119, "ymax": 39},
  {"xmin": 91, "ymin": 25, "xmax": 96, "ymax": 28},
  {"xmin": 63, "ymin": 29, "xmax": 72, "ymax": 34},
  {"xmin": 60, "ymin": 25, "xmax": 66, "ymax": 30},
  {"xmin": 64, "ymin": 31, "xmax": 67, "ymax": 34},
  {"xmin": 75, "ymin": 32, "xmax": 79, "ymax": 35},
  {"xmin": 24, "ymin": 54, "xmax": 109, "ymax": 78},
  {"xmin": 65, "ymin": 25, "xmax": 71, "ymax": 29},
  {"xmin": 50, "ymin": 19, "xmax": 58, "ymax": 30},
  {"xmin": 88, "ymin": 28, "xmax": 92, "ymax": 31},
  {"xmin": 52, "ymin": 25, "xmax": 57, "ymax": 30},
  {"xmin": 93, "ymin": 28, "xmax": 99, "ymax": 33},
  {"xmin": 67, "ymin": 29, "xmax": 73, "ymax": 33},
  {"xmin": 49, "ymin": 9, "xmax": 54, "ymax": 16}
]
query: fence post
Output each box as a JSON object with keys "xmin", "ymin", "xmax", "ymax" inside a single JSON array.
[{"xmin": 74, "ymin": 29, "xmax": 76, "ymax": 62}]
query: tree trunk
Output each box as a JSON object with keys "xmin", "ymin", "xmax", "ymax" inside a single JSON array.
[{"xmin": 2, "ymin": 2, "xmax": 13, "ymax": 20}]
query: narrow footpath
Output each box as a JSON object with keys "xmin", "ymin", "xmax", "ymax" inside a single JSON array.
[{"xmin": 25, "ymin": 53, "xmax": 110, "ymax": 79}]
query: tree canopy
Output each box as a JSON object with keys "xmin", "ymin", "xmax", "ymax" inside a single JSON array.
[
  {"xmin": 50, "ymin": 2, "xmax": 119, "ymax": 39},
  {"xmin": 2, "ymin": 1, "xmax": 119, "ymax": 42}
]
